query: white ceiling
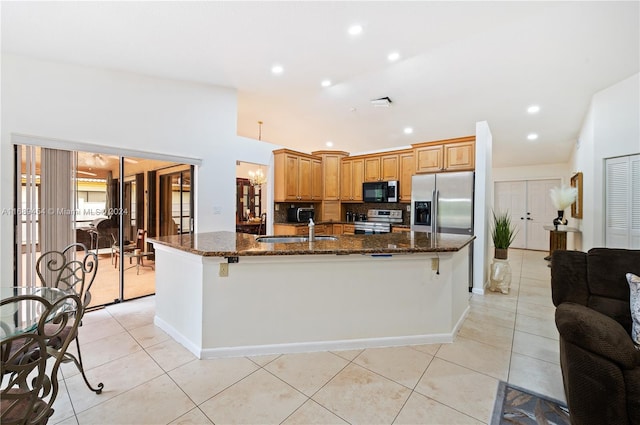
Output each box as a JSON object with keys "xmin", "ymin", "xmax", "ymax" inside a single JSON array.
[{"xmin": 2, "ymin": 1, "xmax": 638, "ymax": 167}]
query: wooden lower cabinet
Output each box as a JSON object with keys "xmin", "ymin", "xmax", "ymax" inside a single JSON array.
[
  {"xmin": 273, "ymin": 224, "xmax": 327, "ymax": 236},
  {"xmin": 331, "ymin": 224, "xmax": 344, "ymax": 235},
  {"xmin": 392, "ymin": 227, "xmax": 411, "ymax": 233},
  {"xmin": 343, "ymin": 224, "xmax": 355, "ymax": 235}
]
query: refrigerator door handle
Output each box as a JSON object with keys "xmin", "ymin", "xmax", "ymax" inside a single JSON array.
[{"xmin": 433, "ymin": 189, "xmax": 439, "ymax": 234}]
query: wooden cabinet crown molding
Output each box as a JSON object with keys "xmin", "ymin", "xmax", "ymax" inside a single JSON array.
[
  {"xmin": 411, "ymin": 135, "xmax": 475, "ymax": 149},
  {"xmin": 273, "ymin": 148, "xmax": 322, "ymax": 161}
]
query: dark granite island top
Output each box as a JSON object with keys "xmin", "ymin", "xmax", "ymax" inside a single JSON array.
[{"xmin": 149, "ymin": 231, "xmax": 475, "ymax": 257}]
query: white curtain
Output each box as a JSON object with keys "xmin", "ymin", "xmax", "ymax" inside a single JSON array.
[
  {"xmin": 16, "ymin": 146, "xmax": 76, "ymax": 287},
  {"xmin": 40, "ymin": 148, "xmax": 75, "ymax": 254},
  {"xmin": 16, "ymin": 145, "xmax": 39, "ymax": 287}
]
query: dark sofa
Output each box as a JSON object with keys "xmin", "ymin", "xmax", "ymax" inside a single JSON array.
[{"xmin": 551, "ymin": 248, "xmax": 640, "ymax": 425}]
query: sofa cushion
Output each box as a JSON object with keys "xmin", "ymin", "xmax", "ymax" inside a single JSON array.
[
  {"xmin": 628, "ymin": 273, "xmax": 640, "ymax": 345},
  {"xmin": 555, "ymin": 302, "xmax": 639, "ymax": 369},
  {"xmin": 586, "ymin": 248, "xmax": 640, "ymax": 334}
]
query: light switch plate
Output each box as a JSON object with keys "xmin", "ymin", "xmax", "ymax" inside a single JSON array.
[{"xmin": 219, "ymin": 263, "xmax": 229, "ymax": 277}]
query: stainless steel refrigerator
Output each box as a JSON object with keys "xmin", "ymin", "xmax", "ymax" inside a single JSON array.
[{"xmin": 411, "ymin": 171, "xmax": 474, "ymax": 288}]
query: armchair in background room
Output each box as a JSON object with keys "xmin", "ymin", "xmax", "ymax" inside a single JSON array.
[
  {"xmin": 551, "ymin": 248, "xmax": 640, "ymax": 425},
  {"xmin": 111, "ymin": 233, "xmax": 137, "ymax": 267},
  {"xmin": 35, "ymin": 243, "xmax": 104, "ymax": 394}
]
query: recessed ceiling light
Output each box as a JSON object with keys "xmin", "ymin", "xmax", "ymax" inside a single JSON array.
[
  {"xmin": 326, "ymin": 141, "xmax": 334, "ymax": 147},
  {"xmin": 271, "ymin": 65, "xmax": 284, "ymax": 74},
  {"xmin": 403, "ymin": 127, "xmax": 413, "ymax": 134},
  {"xmin": 321, "ymin": 79, "xmax": 332, "ymax": 87},
  {"xmin": 527, "ymin": 133, "xmax": 539, "ymax": 140},
  {"xmin": 388, "ymin": 52, "xmax": 400, "ymax": 62},
  {"xmin": 348, "ymin": 24, "xmax": 363, "ymax": 36},
  {"xmin": 527, "ymin": 105, "xmax": 540, "ymax": 114}
]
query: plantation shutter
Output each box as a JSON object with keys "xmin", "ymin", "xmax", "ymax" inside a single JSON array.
[{"xmin": 605, "ymin": 154, "xmax": 640, "ymax": 249}]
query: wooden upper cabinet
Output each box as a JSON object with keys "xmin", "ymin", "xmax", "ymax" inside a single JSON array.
[
  {"xmin": 413, "ymin": 136, "xmax": 475, "ymax": 173},
  {"xmin": 380, "ymin": 154, "xmax": 399, "ymax": 181},
  {"xmin": 282, "ymin": 153, "xmax": 300, "ymax": 200},
  {"xmin": 351, "ymin": 159, "xmax": 364, "ymax": 202},
  {"xmin": 312, "ymin": 151, "xmax": 348, "ymax": 201},
  {"xmin": 273, "ymin": 149, "xmax": 320, "ymax": 202},
  {"xmin": 399, "ymin": 151, "xmax": 414, "ymax": 202},
  {"xmin": 340, "ymin": 160, "xmax": 353, "ymax": 201},
  {"xmin": 444, "ymin": 141, "xmax": 475, "ymax": 171},
  {"xmin": 340, "ymin": 157, "xmax": 364, "ymax": 202},
  {"xmin": 298, "ymin": 156, "xmax": 312, "ymax": 200},
  {"xmin": 364, "ymin": 157, "xmax": 381, "ymax": 182},
  {"xmin": 311, "ymin": 158, "xmax": 322, "ymax": 200},
  {"xmin": 415, "ymin": 145, "xmax": 443, "ymax": 173},
  {"xmin": 364, "ymin": 154, "xmax": 399, "ymax": 181}
]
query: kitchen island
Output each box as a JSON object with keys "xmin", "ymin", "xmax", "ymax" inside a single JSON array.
[{"xmin": 150, "ymin": 231, "xmax": 474, "ymax": 359}]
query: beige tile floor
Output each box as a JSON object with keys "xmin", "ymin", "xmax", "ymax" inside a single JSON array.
[{"xmin": 51, "ymin": 249, "xmax": 564, "ymax": 425}]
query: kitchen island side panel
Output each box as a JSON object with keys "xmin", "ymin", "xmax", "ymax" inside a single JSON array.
[
  {"xmin": 201, "ymin": 254, "xmax": 454, "ymax": 348},
  {"xmin": 153, "ymin": 244, "xmax": 206, "ymax": 353}
]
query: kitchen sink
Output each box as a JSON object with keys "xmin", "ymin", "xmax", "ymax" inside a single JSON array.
[{"xmin": 255, "ymin": 236, "xmax": 338, "ymax": 243}]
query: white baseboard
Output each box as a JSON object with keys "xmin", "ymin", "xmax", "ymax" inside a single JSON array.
[
  {"xmin": 154, "ymin": 315, "xmax": 201, "ymax": 358},
  {"xmin": 198, "ymin": 332, "xmax": 456, "ymax": 359}
]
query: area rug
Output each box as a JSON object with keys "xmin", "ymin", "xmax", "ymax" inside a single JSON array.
[{"xmin": 491, "ymin": 381, "xmax": 570, "ymax": 425}]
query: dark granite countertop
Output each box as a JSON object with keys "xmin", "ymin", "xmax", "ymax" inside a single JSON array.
[
  {"xmin": 149, "ymin": 231, "xmax": 475, "ymax": 257},
  {"xmin": 273, "ymin": 221, "xmax": 354, "ymax": 226}
]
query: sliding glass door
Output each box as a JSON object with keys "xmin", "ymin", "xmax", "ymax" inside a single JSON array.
[
  {"xmin": 158, "ymin": 166, "xmax": 193, "ymax": 237},
  {"xmin": 14, "ymin": 143, "xmax": 195, "ymax": 307}
]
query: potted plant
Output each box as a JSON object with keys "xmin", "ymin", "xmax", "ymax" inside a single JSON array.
[{"xmin": 491, "ymin": 210, "xmax": 517, "ymax": 260}]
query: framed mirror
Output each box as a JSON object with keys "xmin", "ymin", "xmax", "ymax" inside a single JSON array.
[{"xmin": 570, "ymin": 172, "xmax": 583, "ymax": 219}]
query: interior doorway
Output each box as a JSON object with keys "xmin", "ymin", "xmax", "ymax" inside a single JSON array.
[
  {"xmin": 236, "ymin": 161, "xmax": 267, "ymax": 235},
  {"xmin": 494, "ymin": 179, "xmax": 560, "ymax": 251}
]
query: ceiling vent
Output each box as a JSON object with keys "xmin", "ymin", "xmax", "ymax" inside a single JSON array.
[{"xmin": 370, "ymin": 96, "xmax": 392, "ymax": 107}]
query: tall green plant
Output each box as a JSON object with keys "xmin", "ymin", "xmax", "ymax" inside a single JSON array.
[{"xmin": 491, "ymin": 211, "xmax": 517, "ymax": 249}]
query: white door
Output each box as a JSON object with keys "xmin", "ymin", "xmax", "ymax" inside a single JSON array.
[
  {"xmin": 527, "ymin": 179, "xmax": 561, "ymax": 251},
  {"xmin": 494, "ymin": 181, "xmax": 526, "ymax": 249},
  {"xmin": 495, "ymin": 179, "xmax": 560, "ymax": 251}
]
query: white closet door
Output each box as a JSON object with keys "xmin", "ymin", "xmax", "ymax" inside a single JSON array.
[
  {"xmin": 606, "ymin": 155, "xmax": 640, "ymax": 249},
  {"xmin": 494, "ymin": 181, "xmax": 526, "ymax": 249},
  {"xmin": 632, "ymin": 155, "xmax": 640, "ymax": 249},
  {"xmin": 526, "ymin": 179, "xmax": 560, "ymax": 251}
]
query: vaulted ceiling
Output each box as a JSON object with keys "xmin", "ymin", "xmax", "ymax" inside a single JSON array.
[{"xmin": 2, "ymin": 1, "xmax": 638, "ymax": 167}]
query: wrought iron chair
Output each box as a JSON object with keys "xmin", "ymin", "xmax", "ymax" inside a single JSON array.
[
  {"xmin": 1, "ymin": 292, "xmax": 82, "ymax": 424},
  {"xmin": 35, "ymin": 243, "xmax": 104, "ymax": 394}
]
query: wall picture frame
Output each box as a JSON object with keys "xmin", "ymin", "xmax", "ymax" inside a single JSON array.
[{"xmin": 570, "ymin": 172, "xmax": 583, "ymax": 219}]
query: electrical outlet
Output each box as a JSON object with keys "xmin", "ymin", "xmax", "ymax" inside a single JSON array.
[
  {"xmin": 275, "ymin": 204, "xmax": 279, "ymax": 211},
  {"xmin": 406, "ymin": 205, "xmax": 411, "ymax": 212},
  {"xmin": 219, "ymin": 263, "xmax": 229, "ymax": 277}
]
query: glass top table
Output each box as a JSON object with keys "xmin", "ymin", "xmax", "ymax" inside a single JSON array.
[{"xmin": 0, "ymin": 286, "xmax": 73, "ymax": 339}]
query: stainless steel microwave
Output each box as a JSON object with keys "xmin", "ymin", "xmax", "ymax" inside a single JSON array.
[
  {"xmin": 362, "ymin": 181, "xmax": 399, "ymax": 203},
  {"xmin": 287, "ymin": 207, "xmax": 315, "ymax": 223}
]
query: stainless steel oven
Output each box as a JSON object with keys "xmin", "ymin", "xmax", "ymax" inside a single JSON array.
[{"xmin": 354, "ymin": 209, "xmax": 402, "ymax": 234}]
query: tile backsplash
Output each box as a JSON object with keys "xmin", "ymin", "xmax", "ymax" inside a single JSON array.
[{"xmin": 274, "ymin": 202, "xmax": 410, "ymax": 225}]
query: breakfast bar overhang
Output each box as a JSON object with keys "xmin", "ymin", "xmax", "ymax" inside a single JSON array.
[{"xmin": 150, "ymin": 231, "xmax": 474, "ymax": 359}]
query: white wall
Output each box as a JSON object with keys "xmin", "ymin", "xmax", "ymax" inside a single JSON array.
[
  {"xmin": 493, "ymin": 163, "xmax": 571, "ymax": 183},
  {"xmin": 1, "ymin": 54, "xmax": 281, "ymax": 284},
  {"xmin": 473, "ymin": 121, "xmax": 492, "ymax": 294},
  {"xmin": 571, "ymin": 72, "xmax": 640, "ymax": 250}
]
